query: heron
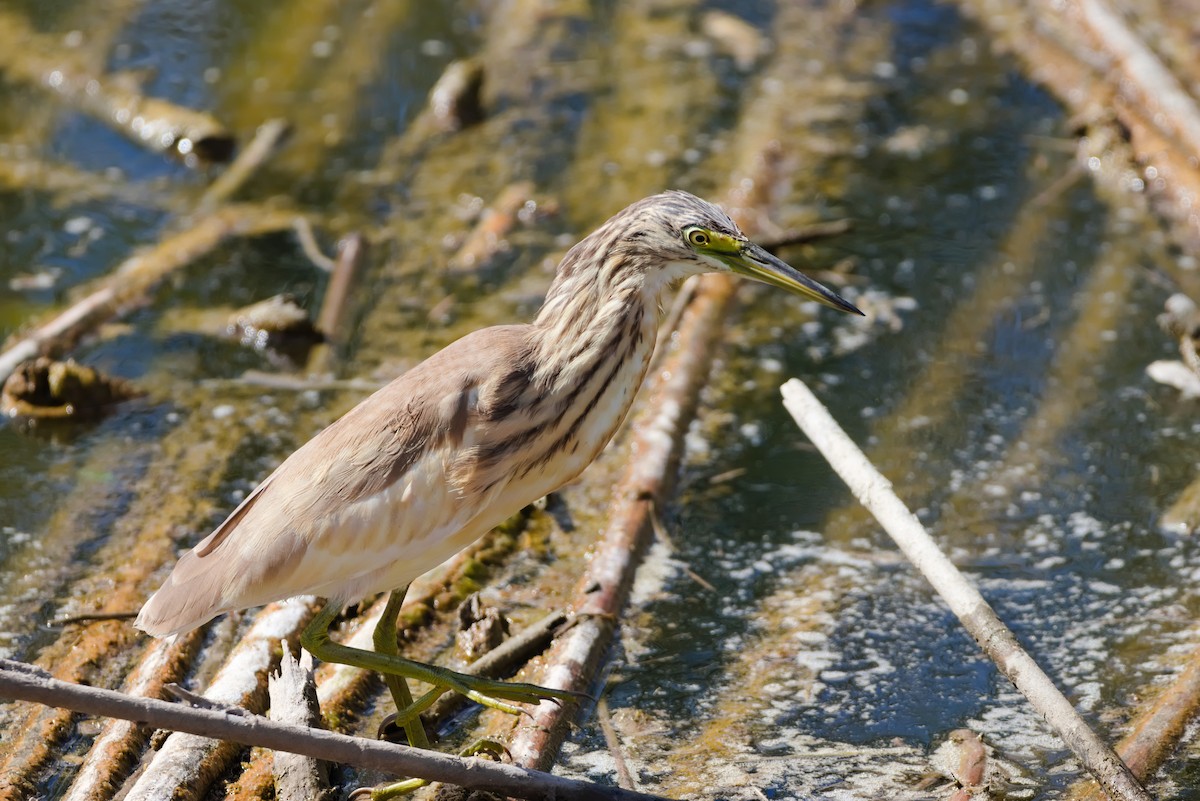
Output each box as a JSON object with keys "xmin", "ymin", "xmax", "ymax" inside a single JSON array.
[{"xmin": 136, "ymin": 190, "xmax": 861, "ymax": 774}]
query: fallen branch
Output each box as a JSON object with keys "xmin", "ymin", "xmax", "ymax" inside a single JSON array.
[
  {"xmin": 200, "ymin": 118, "xmax": 292, "ymax": 208},
  {"xmin": 779, "ymin": 377, "xmax": 1151, "ymax": 801},
  {"xmin": 1068, "ymin": 639, "xmax": 1200, "ymax": 800},
  {"xmin": 60, "ymin": 632, "xmax": 204, "ymax": 801},
  {"xmin": 0, "ymin": 205, "xmax": 300, "ymax": 385},
  {"xmin": 123, "ymin": 599, "xmax": 316, "ymax": 801},
  {"xmin": 1069, "ymin": 0, "xmax": 1200, "ymax": 157},
  {"xmin": 0, "ymin": 659, "xmax": 668, "ymax": 801},
  {"xmin": 0, "ymin": 7, "xmax": 233, "ymax": 165},
  {"xmin": 270, "ymin": 643, "xmax": 332, "ymax": 801}
]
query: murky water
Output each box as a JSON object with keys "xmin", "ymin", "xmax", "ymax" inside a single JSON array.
[{"xmin": 1, "ymin": 0, "xmax": 1197, "ymax": 798}]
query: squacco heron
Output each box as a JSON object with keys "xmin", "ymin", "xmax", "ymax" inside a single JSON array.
[{"xmin": 136, "ymin": 191, "xmax": 861, "ymax": 749}]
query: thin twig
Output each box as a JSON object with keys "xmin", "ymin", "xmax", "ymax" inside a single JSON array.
[
  {"xmin": 779, "ymin": 377, "xmax": 1151, "ymax": 801},
  {"xmin": 49, "ymin": 611, "xmax": 138, "ymax": 627},
  {"xmin": 648, "ymin": 500, "xmax": 716, "ymax": 593},
  {"xmin": 0, "ymin": 659, "xmax": 670, "ymax": 801},
  {"xmin": 757, "ymin": 218, "xmax": 853, "ymax": 253},
  {"xmin": 292, "ymin": 217, "xmax": 337, "ymax": 273},
  {"xmin": 597, "ymin": 696, "xmax": 637, "ymax": 791},
  {"xmin": 200, "ymin": 118, "xmax": 292, "ymax": 208}
]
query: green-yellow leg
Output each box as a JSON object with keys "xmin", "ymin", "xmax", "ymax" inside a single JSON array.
[
  {"xmin": 309, "ymin": 590, "xmax": 574, "ymax": 801},
  {"xmin": 372, "ymin": 587, "xmax": 431, "ymax": 751},
  {"xmin": 300, "ymin": 594, "xmax": 580, "ymax": 723}
]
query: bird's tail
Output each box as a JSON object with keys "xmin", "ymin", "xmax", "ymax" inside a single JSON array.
[{"xmin": 135, "ymin": 550, "xmax": 229, "ymax": 638}]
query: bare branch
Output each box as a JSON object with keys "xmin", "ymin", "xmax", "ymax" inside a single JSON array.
[
  {"xmin": 779, "ymin": 377, "xmax": 1152, "ymax": 801},
  {"xmin": 0, "ymin": 659, "xmax": 670, "ymax": 801},
  {"xmin": 270, "ymin": 643, "xmax": 333, "ymax": 801}
]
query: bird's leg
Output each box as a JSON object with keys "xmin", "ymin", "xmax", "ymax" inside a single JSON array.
[
  {"xmin": 305, "ymin": 595, "xmax": 578, "ymax": 801},
  {"xmin": 372, "ymin": 587, "xmax": 431, "ymax": 750},
  {"xmin": 300, "ymin": 599, "xmax": 580, "ymax": 720}
]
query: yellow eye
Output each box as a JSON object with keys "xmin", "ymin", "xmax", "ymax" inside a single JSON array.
[{"xmin": 687, "ymin": 228, "xmax": 710, "ymax": 247}]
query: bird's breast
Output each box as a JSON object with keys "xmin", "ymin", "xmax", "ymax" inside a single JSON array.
[{"xmin": 506, "ymin": 312, "xmax": 658, "ymax": 500}]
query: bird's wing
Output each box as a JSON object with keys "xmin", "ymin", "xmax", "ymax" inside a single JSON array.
[{"xmin": 136, "ymin": 325, "xmax": 536, "ymax": 637}]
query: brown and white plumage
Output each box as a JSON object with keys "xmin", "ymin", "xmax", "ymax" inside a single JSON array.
[{"xmin": 136, "ymin": 191, "xmax": 860, "ymax": 638}]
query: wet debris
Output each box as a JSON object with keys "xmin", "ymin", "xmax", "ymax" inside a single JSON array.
[
  {"xmin": 922, "ymin": 729, "xmax": 1035, "ymax": 800},
  {"xmin": 0, "ymin": 356, "xmax": 139, "ymax": 421},
  {"xmin": 429, "ymin": 59, "xmax": 486, "ymax": 133},
  {"xmin": 0, "ymin": 6, "xmax": 235, "ymax": 166},
  {"xmin": 700, "ymin": 11, "xmax": 769, "ymax": 72},
  {"xmin": 97, "ymin": 76, "xmax": 236, "ymax": 166},
  {"xmin": 455, "ymin": 593, "xmax": 510, "ymax": 662},
  {"xmin": 1147, "ymin": 293, "xmax": 1200, "ymax": 399},
  {"xmin": 1161, "ymin": 478, "xmax": 1200, "ymax": 535},
  {"xmin": 227, "ymin": 294, "xmax": 324, "ymax": 361}
]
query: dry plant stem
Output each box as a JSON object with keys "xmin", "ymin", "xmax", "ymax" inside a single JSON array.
[
  {"xmin": 779, "ymin": 378, "xmax": 1151, "ymax": 801},
  {"xmin": 1068, "ymin": 641, "xmax": 1200, "ymax": 800},
  {"xmin": 0, "ymin": 660, "xmax": 671, "ymax": 801},
  {"xmin": 200, "ymin": 118, "xmax": 292, "ymax": 208},
  {"xmin": 61, "ymin": 632, "xmax": 204, "ymax": 801},
  {"xmin": 307, "ymin": 233, "xmax": 369, "ymax": 375},
  {"xmin": 0, "ymin": 205, "xmax": 300, "ymax": 384},
  {"xmin": 123, "ymin": 599, "xmax": 318, "ymax": 801},
  {"xmin": 1068, "ymin": 0, "xmax": 1200, "ymax": 157},
  {"xmin": 270, "ymin": 643, "xmax": 333, "ymax": 801},
  {"xmin": 597, "ymin": 696, "xmax": 637, "ymax": 791},
  {"xmin": 293, "ymin": 217, "xmax": 338, "ymax": 272}
]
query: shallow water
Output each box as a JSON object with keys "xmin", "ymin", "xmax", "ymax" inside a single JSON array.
[{"xmin": 0, "ymin": 0, "xmax": 1196, "ymax": 798}]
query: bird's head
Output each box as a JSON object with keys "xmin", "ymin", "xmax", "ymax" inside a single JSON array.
[{"xmin": 611, "ymin": 190, "xmax": 863, "ymax": 315}]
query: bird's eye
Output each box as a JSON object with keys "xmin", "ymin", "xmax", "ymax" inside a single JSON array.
[{"xmin": 686, "ymin": 228, "xmax": 710, "ymax": 247}]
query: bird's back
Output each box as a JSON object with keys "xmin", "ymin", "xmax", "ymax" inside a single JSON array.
[
  {"xmin": 136, "ymin": 325, "xmax": 540, "ymax": 636},
  {"xmin": 136, "ymin": 307, "xmax": 657, "ymax": 637}
]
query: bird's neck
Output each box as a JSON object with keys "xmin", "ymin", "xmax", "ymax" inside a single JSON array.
[{"xmin": 531, "ymin": 260, "xmax": 664, "ymax": 390}]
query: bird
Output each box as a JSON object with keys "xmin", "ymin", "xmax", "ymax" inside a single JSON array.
[{"xmin": 136, "ymin": 190, "xmax": 862, "ymax": 752}]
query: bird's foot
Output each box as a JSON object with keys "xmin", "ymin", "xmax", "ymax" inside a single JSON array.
[
  {"xmin": 390, "ymin": 664, "xmax": 583, "ymax": 722},
  {"xmin": 349, "ymin": 777, "xmax": 427, "ymax": 800}
]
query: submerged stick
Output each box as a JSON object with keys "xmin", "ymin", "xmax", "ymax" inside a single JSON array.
[
  {"xmin": 200, "ymin": 118, "xmax": 292, "ymax": 208},
  {"xmin": 0, "ymin": 205, "xmax": 298, "ymax": 385},
  {"xmin": 0, "ymin": 660, "xmax": 668, "ymax": 801},
  {"xmin": 0, "ymin": 8, "xmax": 233, "ymax": 164},
  {"xmin": 1068, "ymin": 640, "xmax": 1200, "ymax": 800},
  {"xmin": 779, "ymin": 377, "xmax": 1151, "ymax": 801},
  {"xmin": 1069, "ymin": 0, "xmax": 1200, "ymax": 157}
]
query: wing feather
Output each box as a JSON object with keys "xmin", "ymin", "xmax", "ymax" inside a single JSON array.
[{"xmin": 136, "ymin": 325, "xmax": 536, "ymax": 637}]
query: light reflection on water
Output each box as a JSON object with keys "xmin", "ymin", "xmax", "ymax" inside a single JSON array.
[{"xmin": 0, "ymin": 0, "xmax": 1197, "ymax": 797}]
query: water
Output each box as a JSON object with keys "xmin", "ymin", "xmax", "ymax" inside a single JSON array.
[{"xmin": 0, "ymin": 0, "xmax": 1196, "ymax": 798}]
